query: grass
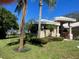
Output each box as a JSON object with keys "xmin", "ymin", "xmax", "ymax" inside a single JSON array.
[{"xmin": 0, "ymin": 38, "xmax": 79, "ymax": 59}]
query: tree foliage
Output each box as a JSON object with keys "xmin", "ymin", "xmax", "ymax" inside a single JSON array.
[
  {"xmin": 65, "ymin": 12, "xmax": 79, "ymax": 22},
  {"xmin": 0, "ymin": 7, "xmax": 19, "ymax": 39},
  {"xmin": 46, "ymin": 24, "xmax": 57, "ymax": 31},
  {"xmin": 15, "ymin": 0, "xmax": 27, "ymax": 14},
  {"xmin": 44, "ymin": 0, "xmax": 56, "ymax": 7}
]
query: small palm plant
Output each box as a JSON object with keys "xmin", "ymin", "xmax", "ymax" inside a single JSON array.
[{"xmin": 46, "ymin": 24, "xmax": 57, "ymax": 37}]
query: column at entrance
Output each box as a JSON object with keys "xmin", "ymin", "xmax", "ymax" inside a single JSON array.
[
  {"xmin": 68, "ymin": 23, "xmax": 73, "ymax": 40},
  {"xmin": 56, "ymin": 26, "xmax": 60, "ymax": 37}
]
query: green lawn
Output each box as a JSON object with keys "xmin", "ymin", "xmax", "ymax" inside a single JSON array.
[{"xmin": 0, "ymin": 38, "xmax": 79, "ymax": 59}]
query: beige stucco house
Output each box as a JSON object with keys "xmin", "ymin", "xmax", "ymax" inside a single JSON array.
[{"xmin": 31, "ymin": 16, "xmax": 78, "ymax": 40}]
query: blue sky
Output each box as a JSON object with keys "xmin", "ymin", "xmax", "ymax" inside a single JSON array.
[{"xmin": 2, "ymin": 0, "xmax": 79, "ymax": 24}]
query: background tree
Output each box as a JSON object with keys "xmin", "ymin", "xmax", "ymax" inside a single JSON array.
[
  {"xmin": 0, "ymin": 7, "xmax": 18, "ymax": 39},
  {"xmin": 65, "ymin": 12, "xmax": 79, "ymax": 22},
  {"xmin": 46, "ymin": 24, "xmax": 57, "ymax": 37},
  {"xmin": 24, "ymin": 19, "xmax": 35, "ymax": 33}
]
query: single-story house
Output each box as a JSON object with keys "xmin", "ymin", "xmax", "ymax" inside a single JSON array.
[{"xmin": 30, "ymin": 16, "xmax": 79, "ymax": 40}]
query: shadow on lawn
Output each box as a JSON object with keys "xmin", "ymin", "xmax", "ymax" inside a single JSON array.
[
  {"xmin": 7, "ymin": 39, "xmax": 25, "ymax": 46},
  {"xmin": 6, "ymin": 36, "xmax": 18, "ymax": 39},
  {"xmin": 7, "ymin": 41, "xmax": 19, "ymax": 46},
  {"xmin": 7, "ymin": 39, "xmax": 43, "ymax": 47}
]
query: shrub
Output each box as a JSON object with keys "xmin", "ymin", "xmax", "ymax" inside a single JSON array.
[
  {"xmin": 25, "ymin": 33, "xmax": 37, "ymax": 41},
  {"xmin": 39, "ymin": 37, "xmax": 49, "ymax": 44},
  {"xmin": 25, "ymin": 33, "xmax": 64, "ymax": 46},
  {"xmin": 74, "ymin": 36, "xmax": 79, "ymax": 40},
  {"xmin": 29, "ymin": 37, "xmax": 49, "ymax": 45},
  {"xmin": 25, "ymin": 33, "xmax": 49, "ymax": 45},
  {"xmin": 49, "ymin": 37, "xmax": 64, "ymax": 41}
]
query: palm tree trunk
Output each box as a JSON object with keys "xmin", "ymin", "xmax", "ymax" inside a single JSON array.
[
  {"xmin": 38, "ymin": 0, "xmax": 42, "ymax": 38},
  {"xmin": 18, "ymin": 3, "xmax": 26, "ymax": 51}
]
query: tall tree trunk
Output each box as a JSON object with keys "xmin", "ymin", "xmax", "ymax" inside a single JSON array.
[
  {"xmin": 18, "ymin": 3, "xmax": 26, "ymax": 52},
  {"xmin": 38, "ymin": 0, "xmax": 42, "ymax": 38}
]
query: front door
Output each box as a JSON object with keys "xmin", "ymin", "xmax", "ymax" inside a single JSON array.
[{"xmin": 59, "ymin": 26, "xmax": 69, "ymax": 38}]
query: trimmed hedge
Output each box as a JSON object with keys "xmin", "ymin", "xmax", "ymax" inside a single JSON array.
[
  {"xmin": 48, "ymin": 37, "xmax": 64, "ymax": 41},
  {"xmin": 29, "ymin": 37, "xmax": 49, "ymax": 44},
  {"xmin": 25, "ymin": 33, "xmax": 49, "ymax": 45},
  {"xmin": 74, "ymin": 36, "xmax": 79, "ymax": 40},
  {"xmin": 25, "ymin": 33, "xmax": 64, "ymax": 46}
]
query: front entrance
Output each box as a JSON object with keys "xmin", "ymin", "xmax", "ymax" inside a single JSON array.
[{"xmin": 59, "ymin": 25, "xmax": 69, "ymax": 39}]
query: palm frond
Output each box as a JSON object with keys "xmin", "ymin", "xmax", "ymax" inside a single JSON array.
[
  {"xmin": 44, "ymin": 0, "xmax": 56, "ymax": 7},
  {"xmin": 15, "ymin": 0, "xmax": 27, "ymax": 15}
]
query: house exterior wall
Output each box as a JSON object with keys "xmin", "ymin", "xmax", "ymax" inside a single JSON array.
[
  {"xmin": 39, "ymin": 30, "xmax": 50, "ymax": 38},
  {"xmin": 39, "ymin": 29, "xmax": 57, "ymax": 38},
  {"xmin": 72, "ymin": 27, "xmax": 79, "ymax": 39},
  {"xmin": 51, "ymin": 29, "xmax": 57, "ymax": 37}
]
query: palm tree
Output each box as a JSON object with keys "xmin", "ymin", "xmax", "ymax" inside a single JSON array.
[
  {"xmin": 0, "ymin": 0, "xmax": 56, "ymax": 51},
  {"xmin": 15, "ymin": 0, "xmax": 27, "ymax": 51},
  {"xmin": 1, "ymin": 0, "xmax": 28, "ymax": 52},
  {"xmin": 0, "ymin": 0, "xmax": 27, "ymax": 52},
  {"xmin": 38, "ymin": 0, "xmax": 56, "ymax": 38}
]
